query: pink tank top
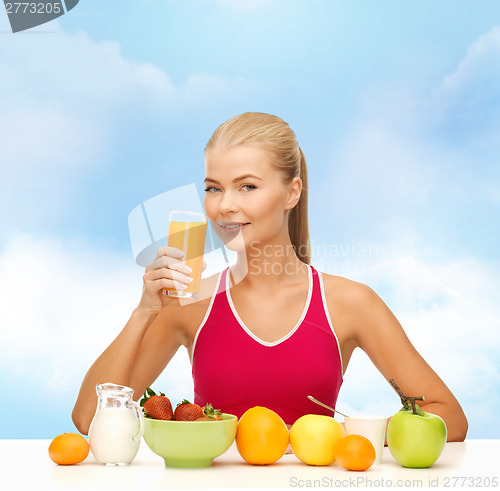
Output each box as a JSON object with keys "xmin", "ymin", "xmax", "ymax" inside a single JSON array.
[{"xmin": 191, "ymin": 264, "xmax": 343, "ymax": 425}]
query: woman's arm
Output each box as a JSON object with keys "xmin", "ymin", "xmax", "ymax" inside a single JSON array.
[
  {"xmin": 72, "ymin": 247, "xmax": 193, "ymax": 435},
  {"xmin": 71, "ymin": 302, "xmax": 188, "ymax": 435},
  {"xmin": 338, "ymin": 280, "xmax": 468, "ymax": 442}
]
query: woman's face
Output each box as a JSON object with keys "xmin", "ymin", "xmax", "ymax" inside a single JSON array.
[{"xmin": 204, "ymin": 144, "xmax": 301, "ymax": 253}]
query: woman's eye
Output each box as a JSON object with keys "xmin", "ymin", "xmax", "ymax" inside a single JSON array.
[
  {"xmin": 204, "ymin": 185, "xmax": 255, "ymax": 192},
  {"xmin": 241, "ymin": 184, "xmax": 256, "ymax": 191}
]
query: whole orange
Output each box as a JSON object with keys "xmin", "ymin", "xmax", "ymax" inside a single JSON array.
[
  {"xmin": 235, "ymin": 406, "xmax": 289, "ymax": 465},
  {"xmin": 334, "ymin": 434, "xmax": 376, "ymax": 471},
  {"xmin": 48, "ymin": 432, "xmax": 89, "ymax": 465}
]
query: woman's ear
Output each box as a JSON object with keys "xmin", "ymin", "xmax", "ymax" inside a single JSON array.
[{"xmin": 284, "ymin": 177, "xmax": 302, "ymax": 210}]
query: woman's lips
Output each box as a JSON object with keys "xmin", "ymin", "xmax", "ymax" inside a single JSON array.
[{"xmin": 218, "ymin": 222, "xmax": 250, "ymax": 234}]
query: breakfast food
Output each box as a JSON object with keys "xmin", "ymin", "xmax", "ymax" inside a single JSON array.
[
  {"xmin": 290, "ymin": 414, "xmax": 345, "ymax": 466},
  {"xmin": 334, "ymin": 434, "xmax": 376, "ymax": 471},
  {"xmin": 197, "ymin": 403, "xmax": 223, "ymax": 421},
  {"xmin": 235, "ymin": 406, "xmax": 289, "ymax": 465},
  {"xmin": 140, "ymin": 389, "xmax": 222, "ymax": 422},
  {"xmin": 48, "ymin": 432, "xmax": 89, "ymax": 465},
  {"xmin": 387, "ymin": 378, "xmax": 447, "ymax": 468},
  {"xmin": 174, "ymin": 400, "xmax": 205, "ymax": 421},
  {"xmin": 140, "ymin": 388, "xmax": 173, "ymax": 420}
]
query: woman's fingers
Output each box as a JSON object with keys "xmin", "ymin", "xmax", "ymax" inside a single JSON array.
[
  {"xmin": 148, "ymin": 277, "xmax": 190, "ymax": 293},
  {"xmin": 145, "ymin": 267, "xmax": 193, "ymax": 285},
  {"xmin": 147, "ymin": 254, "xmax": 191, "ymax": 274},
  {"xmin": 153, "ymin": 246, "xmax": 184, "ymax": 261}
]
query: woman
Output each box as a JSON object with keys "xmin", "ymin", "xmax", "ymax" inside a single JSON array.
[{"xmin": 72, "ymin": 112, "xmax": 468, "ymax": 441}]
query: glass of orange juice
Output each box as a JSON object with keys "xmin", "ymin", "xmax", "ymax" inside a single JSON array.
[{"xmin": 164, "ymin": 211, "xmax": 208, "ymax": 299}]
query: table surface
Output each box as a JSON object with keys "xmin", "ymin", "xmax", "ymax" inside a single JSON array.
[{"xmin": 1, "ymin": 439, "xmax": 499, "ymax": 490}]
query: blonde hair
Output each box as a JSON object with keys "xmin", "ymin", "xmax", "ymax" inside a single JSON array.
[{"xmin": 205, "ymin": 112, "xmax": 311, "ymax": 264}]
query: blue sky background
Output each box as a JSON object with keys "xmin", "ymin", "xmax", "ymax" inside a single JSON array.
[{"xmin": 0, "ymin": 1, "xmax": 499, "ymax": 439}]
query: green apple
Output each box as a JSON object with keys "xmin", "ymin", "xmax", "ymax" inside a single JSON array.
[{"xmin": 387, "ymin": 379, "xmax": 447, "ymax": 468}]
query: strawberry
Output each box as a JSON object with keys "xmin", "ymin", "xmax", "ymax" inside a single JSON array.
[
  {"xmin": 140, "ymin": 387, "xmax": 173, "ymax": 420},
  {"xmin": 174, "ymin": 399, "xmax": 204, "ymax": 421},
  {"xmin": 198, "ymin": 403, "xmax": 222, "ymax": 421}
]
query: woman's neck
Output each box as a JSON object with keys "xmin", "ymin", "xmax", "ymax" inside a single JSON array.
[{"xmin": 229, "ymin": 239, "xmax": 308, "ymax": 292}]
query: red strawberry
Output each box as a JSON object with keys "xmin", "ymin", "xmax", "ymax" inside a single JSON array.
[
  {"xmin": 174, "ymin": 399, "xmax": 204, "ymax": 421},
  {"xmin": 140, "ymin": 388, "xmax": 173, "ymax": 420},
  {"xmin": 197, "ymin": 403, "xmax": 222, "ymax": 421}
]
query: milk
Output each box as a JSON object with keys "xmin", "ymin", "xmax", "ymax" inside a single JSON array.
[
  {"xmin": 344, "ymin": 415, "xmax": 388, "ymax": 465},
  {"xmin": 89, "ymin": 408, "xmax": 141, "ymax": 465}
]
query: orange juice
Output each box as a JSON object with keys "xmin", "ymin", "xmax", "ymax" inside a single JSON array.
[{"xmin": 165, "ymin": 212, "xmax": 207, "ymax": 297}]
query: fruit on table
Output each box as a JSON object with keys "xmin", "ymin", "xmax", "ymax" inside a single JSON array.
[
  {"xmin": 236, "ymin": 406, "xmax": 289, "ymax": 465},
  {"xmin": 174, "ymin": 399, "xmax": 205, "ymax": 421},
  {"xmin": 387, "ymin": 378, "xmax": 447, "ymax": 468},
  {"xmin": 290, "ymin": 414, "xmax": 345, "ymax": 466},
  {"xmin": 140, "ymin": 388, "xmax": 223, "ymax": 421},
  {"xmin": 48, "ymin": 432, "xmax": 89, "ymax": 465},
  {"xmin": 196, "ymin": 403, "xmax": 222, "ymax": 421},
  {"xmin": 334, "ymin": 434, "xmax": 376, "ymax": 471},
  {"xmin": 140, "ymin": 388, "xmax": 173, "ymax": 420}
]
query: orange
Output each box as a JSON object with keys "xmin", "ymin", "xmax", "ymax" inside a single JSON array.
[
  {"xmin": 235, "ymin": 406, "xmax": 289, "ymax": 465},
  {"xmin": 334, "ymin": 434, "xmax": 376, "ymax": 471},
  {"xmin": 48, "ymin": 432, "xmax": 89, "ymax": 465},
  {"xmin": 290, "ymin": 414, "xmax": 345, "ymax": 466}
]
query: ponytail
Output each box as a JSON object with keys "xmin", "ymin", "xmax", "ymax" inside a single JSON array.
[{"xmin": 288, "ymin": 148, "xmax": 311, "ymax": 264}]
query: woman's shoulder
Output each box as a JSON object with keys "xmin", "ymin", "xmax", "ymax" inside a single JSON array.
[
  {"xmin": 318, "ymin": 270, "xmax": 379, "ymax": 308},
  {"xmin": 317, "ymin": 270, "xmax": 383, "ymax": 345}
]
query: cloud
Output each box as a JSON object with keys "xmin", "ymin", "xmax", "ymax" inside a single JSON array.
[
  {"xmin": 334, "ymin": 253, "xmax": 500, "ymax": 438},
  {"xmin": 436, "ymin": 26, "xmax": 500, "ymax": 110},
  {"xmin": 0, "ymin": 25, "xmax": 174, "ymax": 237},
  {"xmin": 0, "ymin": 233, "xmax": 140, "ymax": 386},
  {"xmin": 317, "ymin": 26, "xmax": 500, "ymax": 437},
  {"xmin": 0, "ymin": 23, "xmax": 259, "ymax": 240},
  {"xmin": 0, "ymin": 232, "xmax": 236, "ymax": 429},
  {"xmin": 319, "ymin": 24, "xmax": 500, "ymax": 256},
  {"xmin": 427, "ymin": 25, "xmax": 500, "ymax": 148},
  {"xmin": 0, "ymin": 233, "xmax": 194, "ymax": 437}
]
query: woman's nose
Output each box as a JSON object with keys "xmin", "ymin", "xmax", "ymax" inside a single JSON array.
[{"xmin": 218, "ymin": 193, "xmax": 238, "ymax": 215}]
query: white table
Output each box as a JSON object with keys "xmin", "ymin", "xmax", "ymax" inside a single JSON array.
[{"xmin": 1, "ymin": 439, "xmax": 499, "ymax": 490}]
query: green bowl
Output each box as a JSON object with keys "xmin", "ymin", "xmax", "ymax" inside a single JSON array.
[{"xmin": 142, "ymin": 413, "xmax": 238, "ymax": 468}]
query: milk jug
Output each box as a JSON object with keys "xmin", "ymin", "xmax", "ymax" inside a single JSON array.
[{"xmin": 89, "ymin": 383, "xmax": 144, "ymax": 465}]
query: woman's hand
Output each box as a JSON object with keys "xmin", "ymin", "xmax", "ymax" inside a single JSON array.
[{"xmin": 138, "ymin": 247, "xmax": 206, "ymax": 315}]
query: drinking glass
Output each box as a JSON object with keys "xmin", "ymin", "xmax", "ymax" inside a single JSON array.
[{"xmin": 164, "ymin": 211, "xmax": 207, "ymax": 299}]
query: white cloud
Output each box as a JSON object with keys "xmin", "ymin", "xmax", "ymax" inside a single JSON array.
[
  {"xmin": 335, "ymin": 254, "xmax": 500, "ymax": 438},
  {"xmin": 0, "ymin": 233, "xmax": 235, "ymax": 406},
  {"xmin": 320, "ymin": 26, "xmax": 500, "ymax": 438},
  {"xmin": 0, "ymin": 234, "xmax": 141, "ymax": 387},
  {"xmin": 428, "ymin": 25, "xmax": 500, "ymax": 149},
  {"xmin": 0, "ymin": 24, "xmax": 258, "ymax": 236},
  {"xmin": 437, "ymin": 26, "xmax": 500, "ymax": 104}
]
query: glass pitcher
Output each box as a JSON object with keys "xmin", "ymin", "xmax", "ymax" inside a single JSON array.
[{"xmin": 88, "ymin": 383, "xmax": 144, "ymax": 465}]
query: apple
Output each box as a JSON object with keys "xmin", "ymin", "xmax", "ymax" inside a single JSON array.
[{"xmin": 386, "ymin": 379, "xmax": 447, "ymax": 468}]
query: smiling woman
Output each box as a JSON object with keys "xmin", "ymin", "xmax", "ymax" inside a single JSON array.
[{"xmin": 72, "ymin": 113, "xmax": 468, "ymax": 444}]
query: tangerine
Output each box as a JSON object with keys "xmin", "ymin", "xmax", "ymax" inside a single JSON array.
[
  {"xmin": 48, "ymin": 432, "xmax": 89, "ymax": 465},
  {"xmin": 290, "ymin": 414, "xmax": 345, "ymax": 466},
  {"xmin": 235, "ymin": 406, "xmax": 289, "ymax": 465},
  {"xmin": 334, "ymin": 434, "xmax": 376, "ymax": 471}
]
